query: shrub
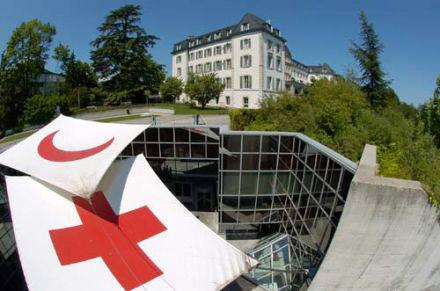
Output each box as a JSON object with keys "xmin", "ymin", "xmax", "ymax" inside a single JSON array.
[{"xmin": 23, "ymin": 95, "xmax": 70, "ymax": 125}]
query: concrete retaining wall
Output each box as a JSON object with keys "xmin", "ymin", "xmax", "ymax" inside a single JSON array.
[{"xmin": 309, "ymin": 144, "xmax": 440, "ymax": 291}]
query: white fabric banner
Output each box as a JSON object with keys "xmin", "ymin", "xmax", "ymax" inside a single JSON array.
[
  {"xmin": 0, "ymin": 115, "xmax": 147, "ymax": 197},
  {"xmin": 6, "ymin": 155, "xmax": 258, "ymax": 291}
]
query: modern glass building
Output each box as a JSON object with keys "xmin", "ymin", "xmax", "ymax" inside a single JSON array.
[{"xmin": 0, "ymin": 125, "xmax": 357, "ymax": 291}]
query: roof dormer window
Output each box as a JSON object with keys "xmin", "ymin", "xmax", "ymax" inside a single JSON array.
[{"xmin": 241, "ymin": 23, "xmax": 250, "ymax": 31}]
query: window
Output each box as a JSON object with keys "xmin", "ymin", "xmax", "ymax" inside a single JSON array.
[
  {"xmin": 243, "ymin": 97, "xmax": 249, "ymax": 108},
  {"xmin": 241, "ymin": 23, "xmax": 250, "ymax": 31},
  {"xmin": 276, "ymin": 57, "xmax": 282, "ymax": 71},
  {"xmin": 204, "ymin": 62, "xmax": 212, "ymax": 73},
  {"xmin": 175, "ymin": 183, "xmax": 191, "ymax": 197},
  {"xmin": 197, "ymin": 50, "xmax": 203, "ymax": 59},
  {"xmin": 276, "ymin": 44, "xmax": 281, "ymax": 53},
  {"xmin": 196, "ymin": 64, "xmax": 203, "ymax": 73},
  {"xmin": 189, "ymin": 53, "xmax": 194, "ymax": 61},
  {"xmin": 267, "ymin": 53, "xmax": 274, "ymax": 69},
  {"xmin": 240, "ymin": 75, "xmax": 252, "ymax": 89},
  {"xmin": 214, "ymin": 46, "xmax": 222, "ymax": 55},
  {"xmin": 267, "ymin": 77, "xmax": 273, "ymax": 90},
  {"xmin": 223, "ymin": 43, "xmax": 232, "ymax": 53},
  {"xmin": 225, "ymin": 77, "xmax": 232, "ymax": 89},
  {"xmin": 226, "ymin": 29, "xmax": 232, "ymax": 37},
  {"xmin": 240, "ymin": 38, "xmax": 251, "ymax": 49},
  {"xmin": 188, "ymin": 66, "xmax": 193, "ymax": 73},
  {"xmin": 177, "ymin": 68, "xmax": 182, "ymax": 76},
  {"xmin": 276, "ymin": 79, "xmax": 282, "ymax": 91},
  {"xmin": 226, "ymin": 96, "xmax": 230, "ymax": 105},
  {"xmin": 204, "ymin": 48, "xmax": 212, "ymax": 57},
  {"xmin": 267, "ymin": 40, "xmax": 273, "ymax": 50},
  {"xmin": 224, "ymin": 59, "xmax": 232, "ymax": 70},
  {"xmin": 214, "ymin": 61, "xmax": 222, "ymax": 71},
  {"xmin": 189, "ymin": 41, "xmax": 195, "ymax": 48},
  {"xmin": 207, "ymin": 35, "xmax": 212, "ymax": 42},
  {"xmin": 240, "ymin": 55, "xmax": 252, "ymax": 68},
  {"xmin": 176, "ymin": 44, "xmax": 182, "ymax": 50},
  {"xmin": 214, "ymin": 32, "xmax": 221, "ymax": 40},
  {"xmin": 176, "ymin": 56, "xmax": 182, "ymax": 63}
]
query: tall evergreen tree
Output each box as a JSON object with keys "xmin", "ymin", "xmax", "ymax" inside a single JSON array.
[
  {"xmin": 90, "ymin": 5, "xmax": 164, "ymax": 101},
  {"xmin": 350, "ymin": 11, "xmax": 388, "ymax": 108},
  {"xmin": 421, "ymin": 76, "xmax": 440, "ymax": 146},
  {"xmin": 53, "ymin": 44, "xmax": 97, "ymax": 107},
  {"xmin": 0, "ymin": 19, "xmax": 56, "ymax": 129}
]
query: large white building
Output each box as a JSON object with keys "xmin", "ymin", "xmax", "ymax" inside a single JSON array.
[{"xmin": 171, "ymin": 13, "xmax": 335, "ymax": 109}]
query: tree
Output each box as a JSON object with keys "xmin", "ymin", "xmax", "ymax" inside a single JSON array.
[
  {"xmin": 184, "ymin": 73, "xmax": 224, "ymax": 108},
  {"xmin": 90, "ymin": 5, "xmax": 165, "ymax": 102},
  {"xmin": 53, "ymin": 44, "xmax": 97, "ymax": 107},
  {"xmin": 23, "ymin": 94, "xmax": 69, "ymax": 125},
  {"xmin": 229, "ymin": 78, "xmax": 440, "ymax": 206},
  {"xmin": 421, "ymin": 75, "xmax": 440, "ymax": 146},
  {"xmin": 350, "ymin": 11, "xmax": 388, "ymax": 108},
  {"xmin": 0, "ymin": 19, "xmax": 56, "ymax": 128},
  {"xmin": 160, "ymin": 77, "xmax": 183, "ymax": 102}
]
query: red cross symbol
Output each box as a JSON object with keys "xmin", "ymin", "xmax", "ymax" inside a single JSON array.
[{"xmin": 49, "ymin": 191, "xmax": 167, "ymax": 290}]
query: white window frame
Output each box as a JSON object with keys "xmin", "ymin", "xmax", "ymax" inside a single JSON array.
[
  {"xmin": 240, "ymin": 75, "xmax": 252, "ymax": 89},
  {"xmin": 214, "ymin": 61, "xmax": 222, "ymax": 72},
  {"xmin": 240, "ymin": 38, "xmax": 251, "ymax": 50},
  {"xmin": 243, "ymin": 96, "xmax": 249, "ymax": 108},
  {"xmin": 240, "ymin": 55, "xmax": 252, "ymax": 68},
  {"xmin": 267, "ymin": 53, "xmax": 274, "ymax": 69}
]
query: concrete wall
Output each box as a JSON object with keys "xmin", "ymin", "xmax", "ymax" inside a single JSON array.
[{"xmin": 309, "ymin": 144, "xmax": 440, "ymax": 290}]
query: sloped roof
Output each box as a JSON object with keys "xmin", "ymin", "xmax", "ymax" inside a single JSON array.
[{"xmin": 172, "ymin": 13, "xmax": 285, "ymax": 54}]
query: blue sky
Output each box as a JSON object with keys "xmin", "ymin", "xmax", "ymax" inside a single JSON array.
[{"xmin": 1, "ymin": 0, "xmax": 439, "ymax": 105}]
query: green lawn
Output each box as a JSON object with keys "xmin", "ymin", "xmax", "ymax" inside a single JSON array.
[
  {"xmin": 0, "ymin": 130, "xmax": 37, "ymax": 144},
  {"xmin": 149, "ymin": 103, "xmax": 228, "ymax": 115},
  {"xmin": 96, "ymin": 114, "xmax": 146, "ymax": 123}
]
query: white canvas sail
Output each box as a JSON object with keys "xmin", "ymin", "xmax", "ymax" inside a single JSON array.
[
  {"xmin": 6, "ymin": 155, "xmax": 258, "ymax": 291},
  {"xmin": 0, "ymin": 115, "xmax": 147, "ymax": 197}
]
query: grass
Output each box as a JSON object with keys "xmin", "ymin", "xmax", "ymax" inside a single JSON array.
[
  {"xmin": 149, "ymin": 103, "xmax": 228, "ymax": 115},
  {"xmin": 96, "ymin": 114, "xmax": 146, "ymax": 123},
  {"xmin": 0, "ymin": 130, "xmax": 37, "ymax": 144}
]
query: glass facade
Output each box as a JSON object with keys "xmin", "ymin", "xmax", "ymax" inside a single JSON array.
[
  {"xmin": 248, "ymin": 234, "xmax": 292, "ymax": 290},
  {"xmin": 0, "ymin": 168, "xmax": 26, "ymax": 290},
  {"xmin": 218, "ymin": 132, "xmax": 354, "ymax": 289},
  {"xmin": 119, "ymin": 126, "xmax": 220, "ymax": 212}
]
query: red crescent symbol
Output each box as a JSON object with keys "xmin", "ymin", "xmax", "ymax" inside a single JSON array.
[{"xmin": 38, "ymin": 130, "xmax": 114, "ymax": 162}]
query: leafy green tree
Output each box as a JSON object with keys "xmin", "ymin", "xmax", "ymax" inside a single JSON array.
[
  {"xmin": 53, "ymin": 44, "xmax": 97, "ymax": 107},
  {"xmin": 90, "ymin": 5, "xmax": 165, "ymax": 102},
  {"xmin": 0, "ymin": 19, "xmax": 56, "ymax": 128},
  {"xmin": 184, "ymin": 73, "xmax": 224, "ymax": 108},
  {"xmin": 421, "ymin": 76, "xmax": 440, "ymax": 146},
  {"xmin": 23, "ymin": 94, "xmax": 69, "ymax": 125},
  {"xmin": 350, "ymin": 11, "xmax": 389, "ymax": 108},
  {"xmin": 160, "ymin": 77, "xmax": 183, "ymax": 102},
  {"xmin": 230, "ymin": 79, "xmax": 440, "ymax": 205}
]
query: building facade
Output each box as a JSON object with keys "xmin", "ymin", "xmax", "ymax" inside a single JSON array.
[
  {"xmin": 172, "ymin": 13, "xmax": 286, "ymax": 109},
  {"xmin": 172, "ymin": 13, "xmax": 337, "ymax": 109}
]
